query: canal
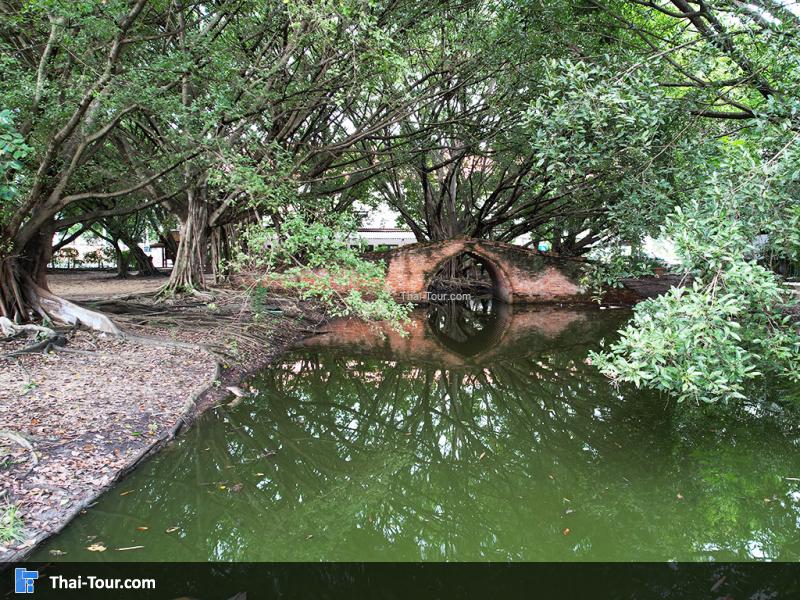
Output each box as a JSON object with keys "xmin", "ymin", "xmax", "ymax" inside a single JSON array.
[{"xmin": 33, "ymin": 302, "xmax": 800, "ymax": 561}]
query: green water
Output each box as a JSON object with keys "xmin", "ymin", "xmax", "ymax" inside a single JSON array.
[{"xmin": 34, "ymin": 303, "xmax": 800, "ymax": 562}]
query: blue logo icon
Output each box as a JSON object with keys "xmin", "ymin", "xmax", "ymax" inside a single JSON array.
[{"xmin": 14, "ymin": 568, "xmax": 38, "ymax": 594}]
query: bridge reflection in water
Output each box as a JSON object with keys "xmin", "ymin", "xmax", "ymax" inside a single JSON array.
[
  {"xmin": 300, "ymin": 299, "xmax": 597, "ymax": 369},
  {"xmin": 33, "ymin": 303, "xmax": 800, "ymax": 563}
]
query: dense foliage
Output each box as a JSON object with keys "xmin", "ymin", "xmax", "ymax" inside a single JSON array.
[
  {"xmin": 592, "ymin": 136, "xmax": 800, "ymax": 402},
  {"xmin": 233, "ymin": 214, "xmax": 409, "ymax": 323}
]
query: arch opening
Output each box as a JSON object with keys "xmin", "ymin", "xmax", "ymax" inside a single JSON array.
[
  {"xmin": 423, "ymin": 250, "xmax": 513, "ymax": 357},
  {"xmin": 425, "ymin": 250, "xmax": 512, "ymax": 303}
]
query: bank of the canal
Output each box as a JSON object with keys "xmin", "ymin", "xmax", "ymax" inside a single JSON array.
[{"xmin": 1, "ymin": 287, "xmax": 322, "ymax": 562}]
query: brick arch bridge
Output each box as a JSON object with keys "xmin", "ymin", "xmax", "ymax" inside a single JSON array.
[{"xmin": 377, "ymin": 238, "xmax": 594, "ymax": 304}]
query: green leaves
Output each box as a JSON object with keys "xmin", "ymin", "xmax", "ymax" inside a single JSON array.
[
  {"xmin": 592, "ymin": 200, "xmax": 800, "ymax": 404},
  {"xmin": 234, "ymin": 213, "xmax": 410, "ymax": 326},
  {"xmin": 0, "ymin": 110, "xmax": 31, "ymax": 230}
]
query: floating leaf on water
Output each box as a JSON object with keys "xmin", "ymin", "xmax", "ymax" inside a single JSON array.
[{"xmin": 86, "ymin": 543, "xmax": 106, "ymax": 552}]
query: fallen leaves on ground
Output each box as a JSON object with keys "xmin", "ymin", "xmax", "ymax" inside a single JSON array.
[{"xmin": 0, "ymin": 328, "xmax": 216, "ymax": 559}]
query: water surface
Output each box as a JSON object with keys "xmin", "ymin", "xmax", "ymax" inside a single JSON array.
[{"xmin": 34, "ymin": 303, "xmax": 800, "ymax": 561}]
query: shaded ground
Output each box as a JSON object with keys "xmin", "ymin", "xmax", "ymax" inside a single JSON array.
[
  {"xmin": 1, "ymin": 270, "xmax": 315, "ymax": 560},
  {"xmin": 48, "ymin": 269, "xmax": 172, "ymax": 301}
]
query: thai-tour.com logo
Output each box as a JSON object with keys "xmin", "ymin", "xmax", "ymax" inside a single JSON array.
[
  {"xmin": 13, "ymin": 567, "xmax": 156, "ymax": 594},
  {"xmin": 14, "ymin": 568, "xmax": 38, "ymax": 594},
  {"xmin": 399, "ymin": 291, "xmax": 472, "ymax": 302}
]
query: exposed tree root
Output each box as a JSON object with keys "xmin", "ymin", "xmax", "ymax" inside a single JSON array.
[
  {"xmin": 3, "ymin": 336, "xmax": 67, "ymax": 358},
  {"xmin": 0, "ymin": 429, "xmax": 38, "ymax": 474},
  {"xmin": 0, "ymin": 316, "xmax": 67, "ymax": 357},
  {"xmin": 0, "ymin": 317, "xmax": 54, "ymax": 338},
  {"xmin": 29, "ymin": 282, "xmax": 120, "ymax": 334}
]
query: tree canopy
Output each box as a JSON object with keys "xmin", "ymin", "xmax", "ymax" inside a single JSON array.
[{"xmin": 2, "ymin": 0, "xmax": 800, "ymax": 401}]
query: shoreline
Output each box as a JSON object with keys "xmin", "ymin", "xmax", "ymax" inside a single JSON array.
[{"xmin": 1, "ymin": 273, "xmax": 321, "ymax": 562}]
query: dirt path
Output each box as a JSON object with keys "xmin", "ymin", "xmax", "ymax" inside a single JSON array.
[
  {"xmin": 48, "ymin": 270, "xmax": 169, "ymax": 301},
  {"xmin": 1, "ymin": 271, "xmax": 313, "ymax": 560}
]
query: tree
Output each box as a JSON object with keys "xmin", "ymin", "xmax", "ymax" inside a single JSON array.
[
  {"xmin": 0, "ymin": 0, "xmax": 196, "ymax": 330},
  {"xmin": 366, "ymin": 3, "xmax": 689, "ymax": 251},
  {"xmin": 583, "ymin": 0, "xmax": 800, "ymax": 401}
]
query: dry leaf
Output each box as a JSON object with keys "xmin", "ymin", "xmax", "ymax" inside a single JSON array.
[
  {"xmin": 479, "ymin": 452, "xmax": 486, "ymax": 460},
  {"xmin": 676, "ymin": 493, "xmax": 684, "ymax": 500},
  {"xmin": 562, "ymin": 528, "xmax": 571, "ymax": 536},
  {"xmin": 119, "ymin": 490, "xmax": 134, "ymax": 496},
  {"xmin": 117, "ymin": 546, "xmax": 144, "ymax": 551},
  {"xmin": 165, "ymin": 527, "xmax": 180, "ymax": 534},
  {"xmin": 87, "ymin": 543, "xmax": 106, "ymax": 552},
  {"xmin": 136, "ymin": 526, "xmax": 148, "ymax": 531}
]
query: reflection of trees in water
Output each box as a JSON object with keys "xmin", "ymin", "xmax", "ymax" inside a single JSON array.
[
  {"xmin": 38, "ymin": 341, "xmax": 800, "ymax": 562},
  {"xmin": 34, "ymin": 312, "xmax": 800, "ymax": 562},
  {"xmin": 426, "ymin": 298, "xmax": 503, "ymax": 356}
]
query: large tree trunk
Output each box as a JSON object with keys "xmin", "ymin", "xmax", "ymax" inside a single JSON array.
[
  {"xmin": 129, "ymin": 243, "xmax": 161, "ymax": 277},
  {"xmin": 113, "ymin": 239, "xmax": 130, "ymax": 279},
  {"xmin": 103, "ymin": 220, "xmax": 163, "ymax": 277},
  {"xmin": 162, "ymin": 186, "xmax": 208, "ymax": 293},
  {"xmin": 209, "ymin": 224, "xmax": 235, "ymax": 284},
  {"xmin": 0, "ymin": 231, "xmax": 118, "ymax": 333}
]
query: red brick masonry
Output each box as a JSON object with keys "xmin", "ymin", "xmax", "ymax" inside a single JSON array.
[{"xmin": 377, "ymin": 238, "xmax": 621, "ymax": 304}]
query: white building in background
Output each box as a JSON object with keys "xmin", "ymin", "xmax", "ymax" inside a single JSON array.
[
  {"xmin": 351, "ymin": 228, "xmax": 416, "ymax": 250},
  {"xmin": 643, "ymin": 237, "xmax": 680, "ymax": 265}
]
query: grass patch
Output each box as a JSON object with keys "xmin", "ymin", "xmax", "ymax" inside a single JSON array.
[{"xmin": 0, "ymin": 503, "xmax": 25, "ymax": 544}]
